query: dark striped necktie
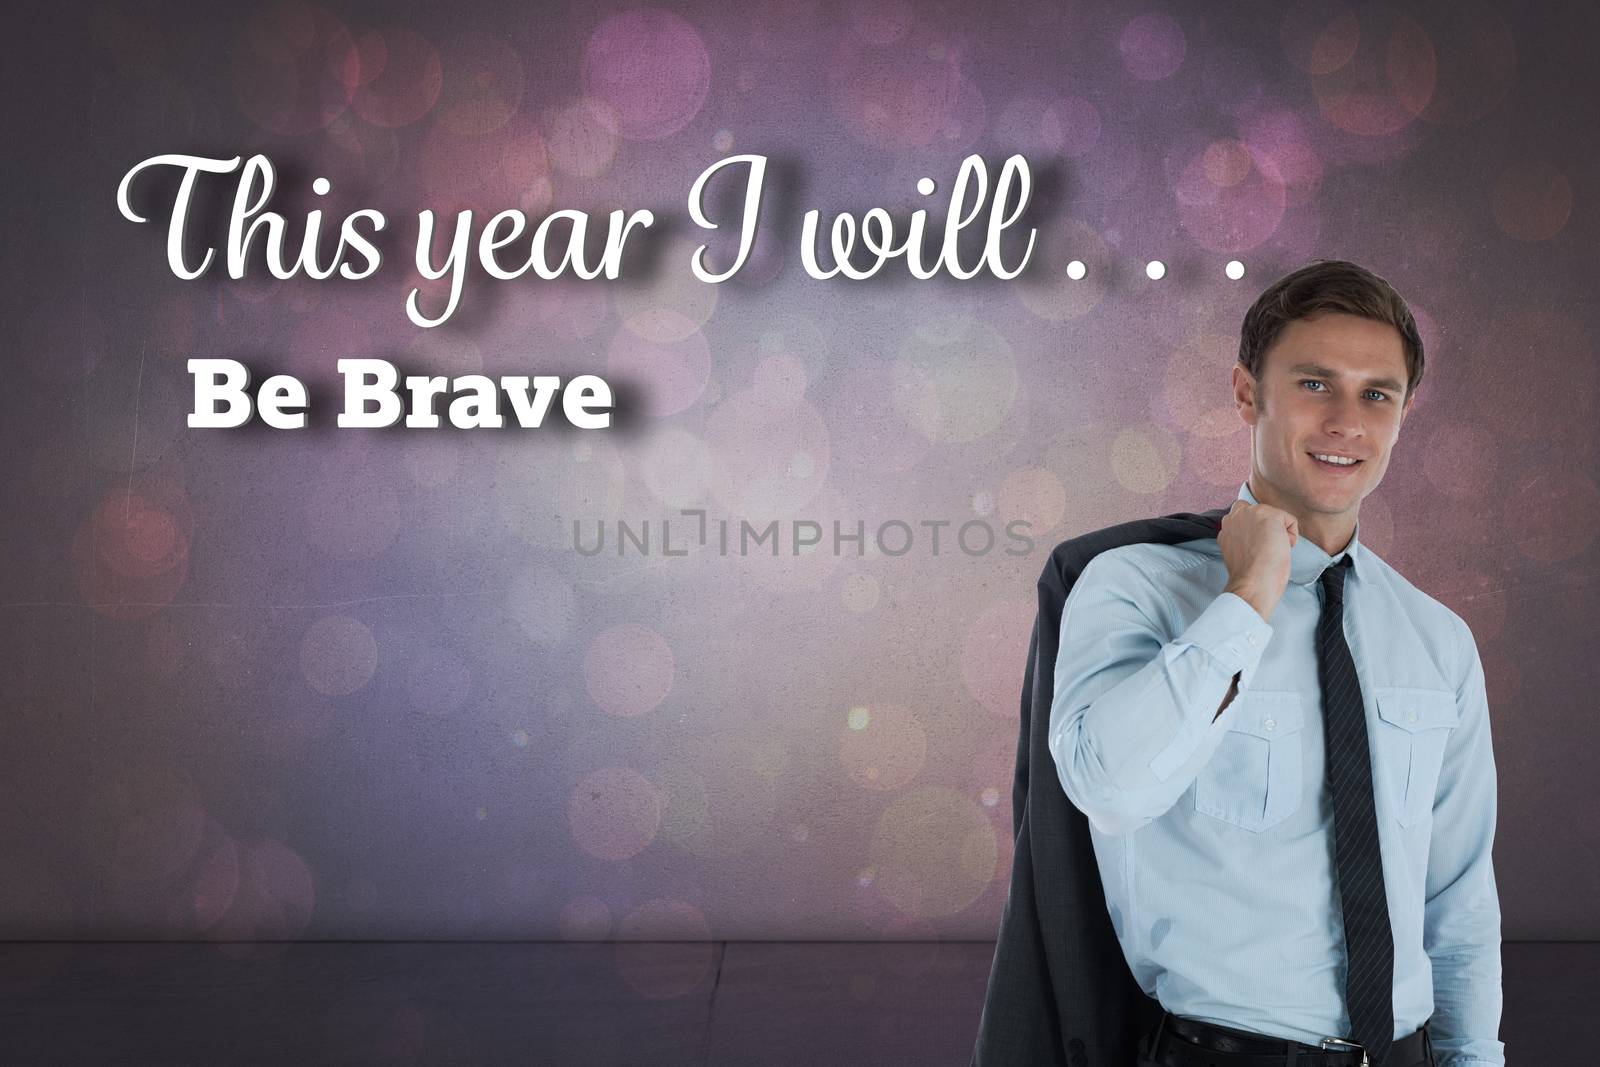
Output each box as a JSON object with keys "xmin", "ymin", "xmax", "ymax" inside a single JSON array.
[{"xmin": 1317, "ymin": 555, "xmax": 1395, "ymax": 1066}]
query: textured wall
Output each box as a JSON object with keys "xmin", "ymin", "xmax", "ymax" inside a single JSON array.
[{"xmin": 2, "ymin": 0, "xmax": 1596, "ymax": 944}]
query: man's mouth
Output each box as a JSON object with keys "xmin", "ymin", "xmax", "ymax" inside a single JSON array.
[{"xmin": 1309, "ymin": 451, "xmax": 1363, "ymax": 470}]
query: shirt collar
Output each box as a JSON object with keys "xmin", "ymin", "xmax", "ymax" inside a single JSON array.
[{"xmin": 1236, "ymin": 480, "xmax": 1362, "ymax": 587}]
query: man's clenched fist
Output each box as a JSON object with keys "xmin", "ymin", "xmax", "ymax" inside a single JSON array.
[{"xmin": 1219, "ymin": 498, "xmax": 1299, "ymax": 622}]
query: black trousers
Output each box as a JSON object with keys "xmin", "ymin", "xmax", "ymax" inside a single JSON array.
[
  {"xmin": 1134, "ymin": 1018, "xmax": 1436, "ymax": 1067},
  {"xmin": 1137, "ymin": 1050, "xmax": 1434, "ymax": 1067}
]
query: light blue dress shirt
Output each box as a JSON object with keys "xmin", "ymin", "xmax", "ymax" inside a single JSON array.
[{"xmin": 1047, "ymin": 480, "xmax": 1504, "ymax": 1065}]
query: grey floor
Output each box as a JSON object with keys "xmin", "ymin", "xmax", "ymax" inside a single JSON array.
[{"xmin": 0, "ymin": 941, "xmax": 1581, "ymax": 1065}]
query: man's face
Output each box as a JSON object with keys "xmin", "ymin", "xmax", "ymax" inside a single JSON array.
[{"xmin": 1232, "ymin": 310, "xmax": 1415, "ymax": 529}]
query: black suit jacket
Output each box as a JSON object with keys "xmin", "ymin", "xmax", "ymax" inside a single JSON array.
[{"xmin": 971, "ymin": 504, "xmax": 1231, "ymax": 1067}]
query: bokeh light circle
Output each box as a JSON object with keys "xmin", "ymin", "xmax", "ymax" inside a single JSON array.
[
  {"xmin": 605, "ymin": 316, "xmax": 712, "ymax": 418},
  {"xmin": 841, "ymin": 573, "xmax": 881, "ymax": 613},
  {"xmin": 637, "ymin": 427, "xmax": 713, "ymax": 508},
  {"xmin": 615, "ymin": 236, "xmax": 720, "ymax": 341},
  {"xmin": 998, "ymin": 467, "xmax": 1067, "ymax": 539},
  {"xmin": 1175, "ymin": 138, "xmax": 1287, "ymax": 253},
  {"xmin": 300, "ymin": 613, "xmax": 379, "ymax": 696},
  {"xmin": 1280, "ymin": 2, "xmax": 1360, "ymax": 76},
  {"xmin": 1243, "ymin": 109, "xmax": 1325, "ymax": 205},
  {"xmin": 582, "ymin": 9, "xmax": 712, "ymax": 141},
  {"xmin": 349, "ymin": 27, "xmax": 443, "ymax": 128},
  {"xmin": 1493, "ymin": 163, "xmax": 1572, "ymax": 242},
  {"xmin": 1112, "ymin": 423, "xmax": 1183, "ymax": 494},
  {"xmin": 1309, "ymin": 10, "xmax": 1436, "ymax": 135},
  {"xmin": 868, "ymin": 788, "xmax": 996, "ymax": 919},
  {"xmin": 569, "ymin": 766, "xmax": 664, "ymax": 861},
  {"xmin": 1119, "ymin": 13, "xmax": 1186, "ymax": 81},
  {"xmin": 544, "ymin": 96, "xmax": 620, "ymax": 178},
  {"xmin": 71, "ymin": 489, "xmax": 190, "ymax": 620},
  {"xmin": 198, "ymin": 836, "xmax": 317, "ymax": 943},
  {"xmin": 584, "ymin": 624, "xmax": 675, "ymax": 717}
]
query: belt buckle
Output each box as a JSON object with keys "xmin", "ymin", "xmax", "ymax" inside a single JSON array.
[{"xmin": 1318, "ymin": 1037, "xmax": 1368, "ymax": 1065}]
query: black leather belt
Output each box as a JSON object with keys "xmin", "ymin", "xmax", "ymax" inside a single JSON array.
[{"xmin": 1144, "ymin": 1011, "xmax": 1434, "ymax": 1067}]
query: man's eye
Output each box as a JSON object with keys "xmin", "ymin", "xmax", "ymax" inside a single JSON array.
[{"xmin": 1299, "ymin": 379, "xmax": 1390, "ymax": 402}]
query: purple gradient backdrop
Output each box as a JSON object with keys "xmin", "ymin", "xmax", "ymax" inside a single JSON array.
[{"xmin": 2, "ymin": 0, "xmax": 1596, "ymax": 955}]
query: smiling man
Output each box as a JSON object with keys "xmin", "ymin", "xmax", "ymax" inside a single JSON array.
[{"xmin": 1046, "ymin": 260, "xmax": 1504, "ymax": 1066}]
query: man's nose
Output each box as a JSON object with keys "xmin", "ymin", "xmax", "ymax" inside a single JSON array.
[{"xmin": 1323, "ymin": 397, "xmax": 1366, "ymax": 436}]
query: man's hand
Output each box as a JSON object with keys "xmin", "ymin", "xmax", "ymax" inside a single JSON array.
[{"xmin": 1219, "ymin": 498, "xmax": 1297, "ymax": 623}]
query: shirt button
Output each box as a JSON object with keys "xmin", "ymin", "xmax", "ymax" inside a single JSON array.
[
  {"xmin": 1247, "ymin": 634, "xmax": 1260, "ymax": 647},
  {"xmin": 1263, "ymin": 718, "xmax": 1277, "ymax": 732},
  {"xmin": 1407, "ymin": 710, "xmax": 1418, "ymax": 723}
]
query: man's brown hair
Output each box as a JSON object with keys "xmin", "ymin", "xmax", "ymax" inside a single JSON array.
[{"xmin": 1238, "ymin": 259, "xmax": 1424, "ymax": 411}]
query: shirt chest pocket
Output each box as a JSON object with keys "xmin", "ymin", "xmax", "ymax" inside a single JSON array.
[
  {"xmin": 1194, "ymin": 691, "xmax": 1304, "ymax": 833},
  {"xmin": 1372, "ymin": 686, "xmax": 1460, "ymax": 827}
]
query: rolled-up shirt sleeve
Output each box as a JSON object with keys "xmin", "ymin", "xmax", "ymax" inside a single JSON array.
[
  {"xmin": 1424, "ymin": 614, "xmax": 1506, "ymax": 1065},
  {"xmin": 1047, "ymin": 549, "xmax": 1274, "ymax": 836}
]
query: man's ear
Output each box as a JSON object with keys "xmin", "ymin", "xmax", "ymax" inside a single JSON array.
[{"xmin": 1232, "ymin": 364, "xmax": 1259, "ymax": 427}]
